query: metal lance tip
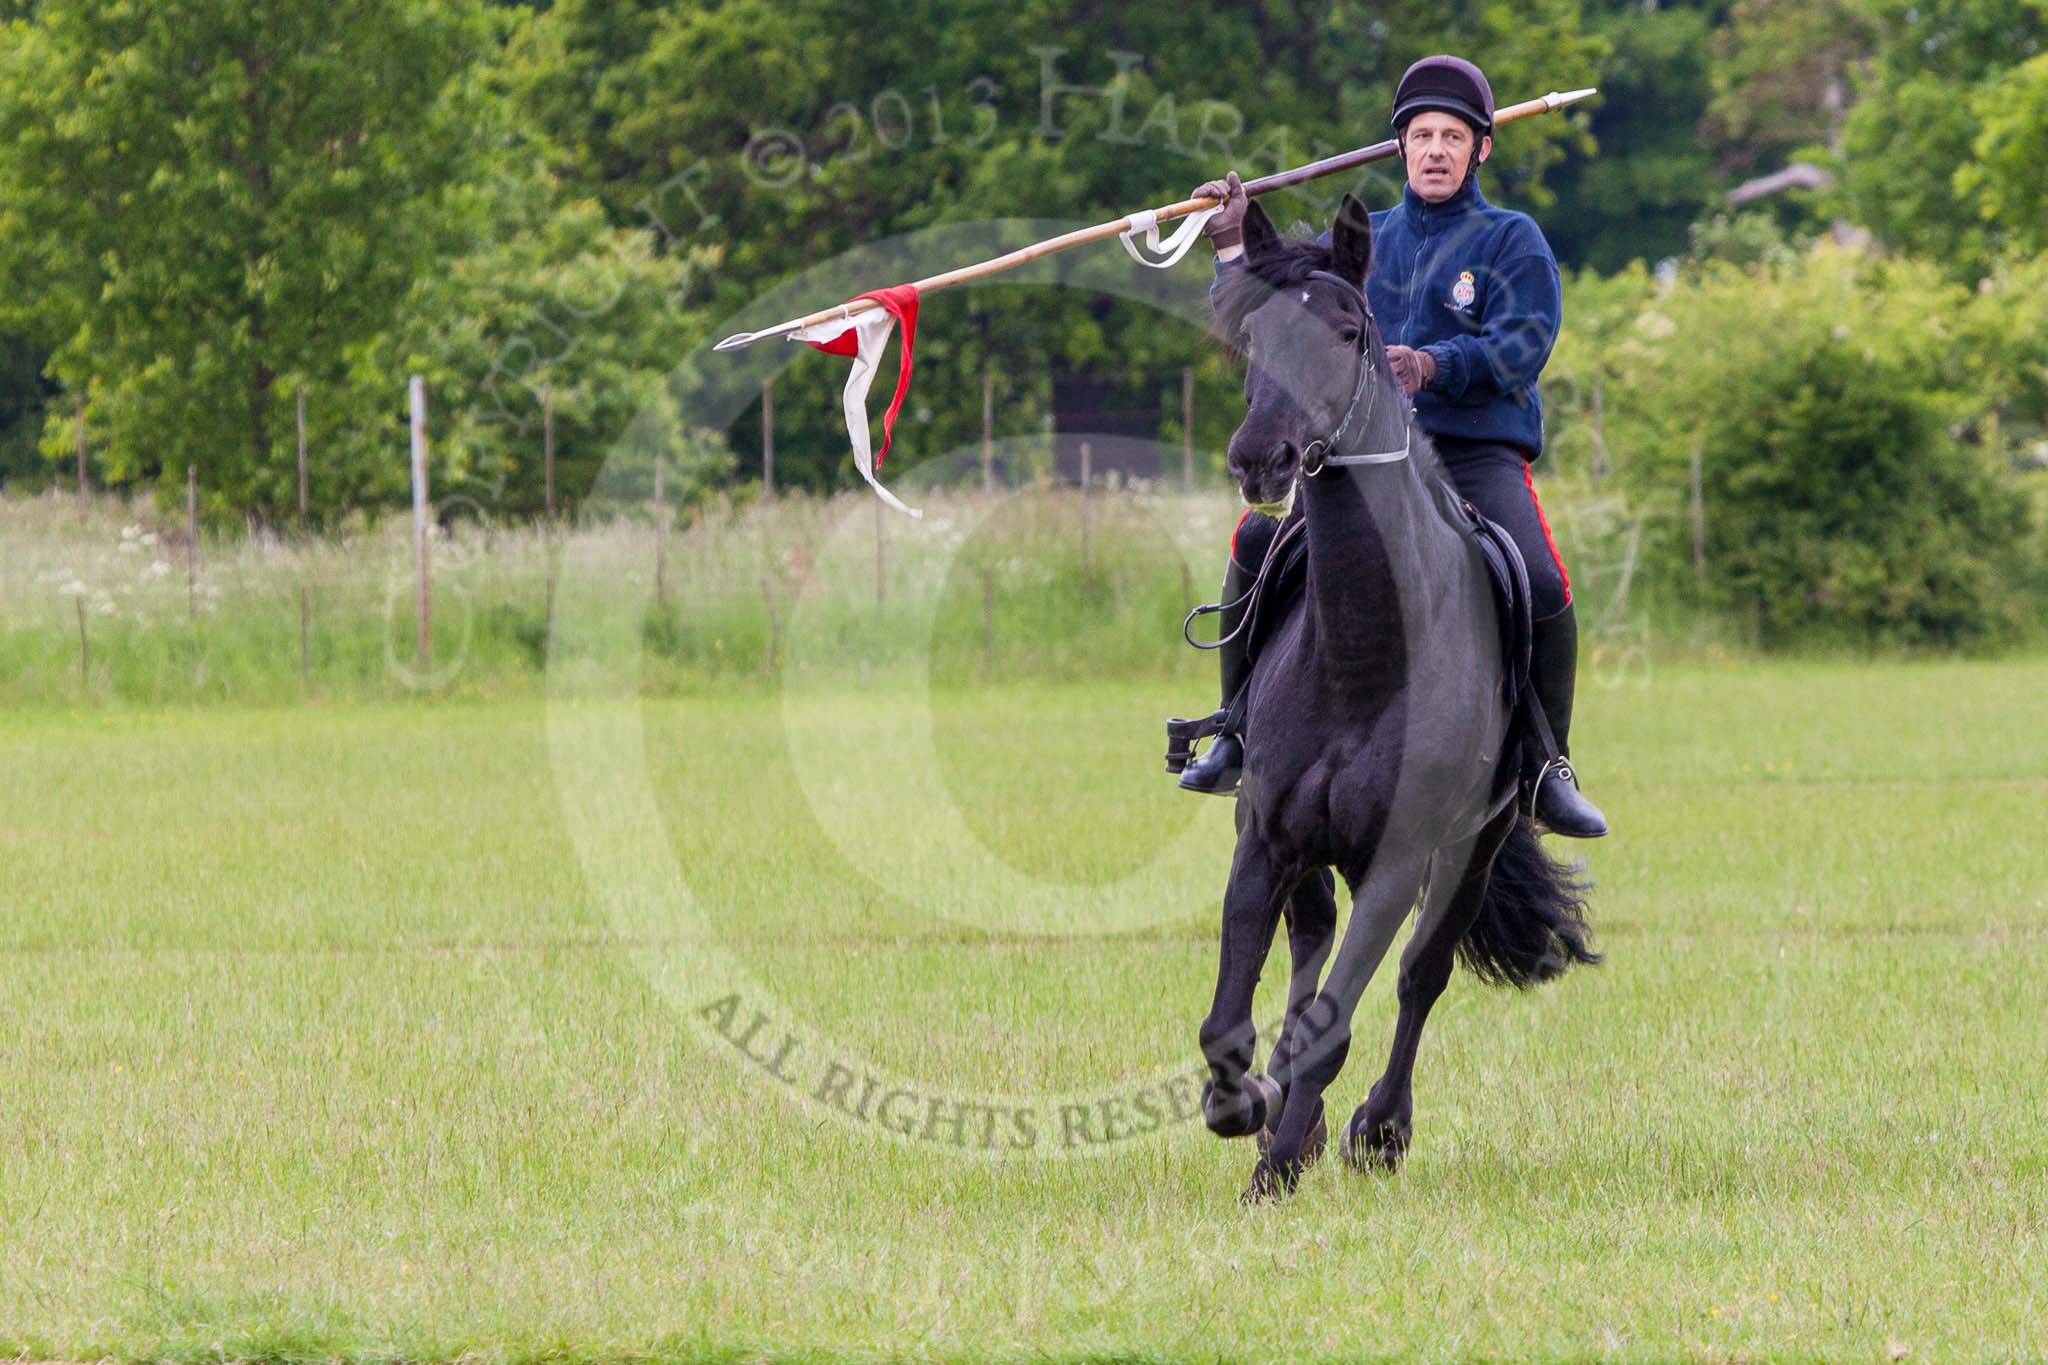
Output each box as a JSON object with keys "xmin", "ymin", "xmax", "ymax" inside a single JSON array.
[
  {"xmin": 713, "ymin": 318, "xmax": 809, "ymax": 352},
  {"xmin": 1547, "ymin": 88, "xmax": 1598, "ymax": 109}
]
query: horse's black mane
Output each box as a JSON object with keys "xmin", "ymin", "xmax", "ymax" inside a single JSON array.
[{"xmin": 1210, "ymin": 228, "xmax": 1335, "ymax": 352}]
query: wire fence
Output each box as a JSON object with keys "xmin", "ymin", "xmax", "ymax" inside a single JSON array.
[{"xmin": 0, "ymin": 453, "xmax": 1672, "ymax": 708}]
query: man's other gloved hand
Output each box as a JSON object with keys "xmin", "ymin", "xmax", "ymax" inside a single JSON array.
[
  {"xmin": 1386, "ymin": 345, "xmax": 1437, "ymax": 397},
  {"xmin": 1190, "ymin": 171, "xmax": 1248, "ymax": 253}
]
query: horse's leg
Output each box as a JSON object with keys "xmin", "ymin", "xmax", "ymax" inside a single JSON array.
[
  {"xmin": 1261, "ymin": 867, "xmax": 1338, "ymax": 1166},
  {"xmin": 1343, "ymin": 807, "xmax": 1516, "ymax": 1172},
  {"xmin": 1247, "ymin": 842, "xmax": 1435, "ymax": 1200},
  {"xmin": 1198, "ymin": 825, "xmax": 1297, "ymax": 1140}
]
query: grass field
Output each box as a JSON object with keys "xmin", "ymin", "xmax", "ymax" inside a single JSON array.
[{"xmin": 3, "ymin": 653, "xmax": 2046, "ymax": 1361}]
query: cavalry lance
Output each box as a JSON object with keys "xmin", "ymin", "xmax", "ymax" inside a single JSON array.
[{"xmin": 712, "ymin": 87, "xmax": 1595, "ymax": 353}]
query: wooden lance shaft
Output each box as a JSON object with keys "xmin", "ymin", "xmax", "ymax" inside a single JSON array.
[{"xmin": 714, "ymin": 88, "xmax": 1595, "ymax": 352}]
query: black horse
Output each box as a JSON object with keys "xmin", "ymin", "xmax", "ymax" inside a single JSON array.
[{"xmin": 1191, "ymin": 193, "xmax": 1598, "ymax": 1201}]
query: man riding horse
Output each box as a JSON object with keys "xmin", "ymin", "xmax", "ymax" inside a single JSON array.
[{"xmin": 1179, "ymin": 54, "xmax": 1608, "ymax": 840}]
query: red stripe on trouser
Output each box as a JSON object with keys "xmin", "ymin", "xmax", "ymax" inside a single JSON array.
[
  {"xmin": 1230, "ymin": 507, "xmax": 1253, "ymax": 561},
  {"xmin": 1522, "ymin": 464, "xmax": 1571, "ymax": 605}
]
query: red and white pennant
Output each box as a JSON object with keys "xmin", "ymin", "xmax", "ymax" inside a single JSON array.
[{"xmin": 789, "ymin": 284, "xmax": 922, "ymax": 518}]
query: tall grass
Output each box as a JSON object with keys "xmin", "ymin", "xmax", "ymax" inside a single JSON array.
[{"xmin": 0, "ymin": 473, "xmax": 1686, "ymax": 707}]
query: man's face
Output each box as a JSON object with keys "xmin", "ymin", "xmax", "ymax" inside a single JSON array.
[{"xmin": 1400, "ymin": 110, "xmax": 1491, "ymax": 202}]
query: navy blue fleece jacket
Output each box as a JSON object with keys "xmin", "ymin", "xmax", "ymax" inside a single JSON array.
[{"xmin": 1215, "ymin": 176, "xmax": 1563, "ymax": 458}]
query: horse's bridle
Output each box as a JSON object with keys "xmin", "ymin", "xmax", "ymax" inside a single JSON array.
[
  {"xmin": 1184, "ymin": 270, "xmax": 1412, "ymax": 653},
  {"xmin": 1297, "ymin": 270, "xmax": 1410, "ymax": 478}
]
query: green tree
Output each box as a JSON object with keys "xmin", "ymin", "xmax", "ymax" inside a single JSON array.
[
  {"xmin": 1542, "ymin": 0, "xmax": 1725, "ymax": 272},
  {"xmin": 1701, "ymin": 0, "xmax": 1876, "ymax": 175},
  {"xmin": 0, "ymin": 331, "xmax": 54, "ymax": 489},
  {"xmin": 0, "ymin": 0, "xmax": 495, "ymax": 518},
  {"xmin": 359, "ymin": 189, "xmax": 729, "ymax": 517},
  {"xmin": 1959, "ymin": 49, "xmax": 2048, "ymax": 259},
  {"xmin": 1548, "ymin": 242, "xmax": 2042, "ymax": 646},
  {"xmin": 1704, "ymin": 342, "xmax": 2027, "ymax": 647},
  {"xmin": 1831, "ymin": 0, "xmax": 2048, "ymax": 277},
  {"xmin": 503, "ymin": 0, "xmax": 1603, "ymax": 495}
]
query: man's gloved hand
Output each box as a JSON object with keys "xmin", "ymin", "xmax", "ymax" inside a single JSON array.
[
  {"xmin": 1386, "ymin": 345, "xmax": 1437, "ymax": 397},
  {"xmin": 1190, "ymin": 171, "xmax": 1248, "ymax": 253}
]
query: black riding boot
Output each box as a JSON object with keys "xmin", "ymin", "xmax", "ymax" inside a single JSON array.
[
  {"xmin": 1523, "ymin": 604, "xmax": 1609, "ymax": 838},
  {"xmin": 1179, "ymin": 554, "xmax": 1254, "ymax": 796}
]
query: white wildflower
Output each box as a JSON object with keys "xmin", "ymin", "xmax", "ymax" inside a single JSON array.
[{"xmin": 1634, "ymin": 311, "xmax": 1677, "ymax": 340}]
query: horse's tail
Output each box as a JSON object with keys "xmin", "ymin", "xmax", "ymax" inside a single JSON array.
[{"xmin": 1457, "ymin": 814, "xmax": 1600, "ymax": 989}]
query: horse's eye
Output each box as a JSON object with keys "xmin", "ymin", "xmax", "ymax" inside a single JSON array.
[{"xmin": 1337, "ymin": 327, "xmax": 1360, "ymax": 346}]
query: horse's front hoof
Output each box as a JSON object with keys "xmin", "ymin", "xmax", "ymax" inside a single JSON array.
[
  {"xmin": 1202, "ymin": 1071, "xmax": 1282, "ymax": 1140},
  {"xmin": 1340, "ymin": 1101, "xmax": 1411, "ymax": 1172}
]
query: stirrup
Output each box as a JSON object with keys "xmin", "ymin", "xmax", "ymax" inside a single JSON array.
[
  {"xmin": 1165, "ymin": 710, "xmax": 1228, "ymax": 773},
  {"xmin": 1526, "ymin": 755, "xmax": 1609, "ymax": 838},
  {"xmin": 1524, "ymin": 755, "xmax": 1580, "ymax": 820},
  {"xmin": 1527, "ymin": 754, "xmax": 1578, "ymax": 802}
]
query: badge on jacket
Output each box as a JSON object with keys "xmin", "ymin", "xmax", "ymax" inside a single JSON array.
[{"xmin": 1450, "ymin": 270, "xmax": 1477, "ymax": 311}]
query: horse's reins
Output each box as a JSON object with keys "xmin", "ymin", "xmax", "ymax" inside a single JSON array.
[
  {"xmin": 1182, "ymin": 515, "xmax": 1304, "ymax": 651},
  {"xmin": 1183, "ymin": 269, "xmax": 1409, "ymax": 654}
]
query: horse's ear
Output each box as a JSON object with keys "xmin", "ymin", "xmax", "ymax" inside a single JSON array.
[
  {"xmin": 1242, "ymin": 198, "xmax": 1282, "ymax": 261},
  {"xmin": 1330, "ymin": 193, "xmax": 1373, "ymax": 286}
]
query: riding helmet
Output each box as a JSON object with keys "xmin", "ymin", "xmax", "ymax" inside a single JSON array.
[{"xmin": 1390, "ymin": 55, "xmax": 1494, "ymax": 136}]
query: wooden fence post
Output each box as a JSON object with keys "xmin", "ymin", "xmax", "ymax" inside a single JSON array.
[
  {"xmin": 543, "ymin": 380, "xmax": 556, "ymax": 519},
  {"xmin": 186, "ymin": 465, "xmax": 198, "ymax": 623},
  {"xmin": 1588, "ymin": 376, "xmax": 1608, "ymax": 486},
  {"xmin": 541, "ymin": 379, "xmax": 559, "ymax": 654},
  {"xmin": 980, "ymin": 564, "xmax": 995, "ymax": 667},
  {"xmin": 544, "ymin": 551, "xmax": 558, "ymax": 651},
  {"xmin": 759, "ymin": 576, "xmax": 782, "ymax": 674},
  {"xmin": 1688, "ymin": 441, "xmax": 1706, "ymax": 585},
  {"xmin": 982, "ymin": 373, "xmax": 995, "ymax": 492},
  {"xmin": 1182, "ymin": 367, "xmax": 1195, "ymax": 492},
  {"xmin": 874, "ymin": 497, "xmax": 886, "ymax": 607},
  {"xmin": 410, "ymin": 376, "xmax": 431, "ymax": 672},
  {"xmin": 296, "ymin": 388, "xmax": 309, "ymax": 521},
  {"xmin": 1610, "ymin": 518, "xmax": 1644, "ymax": 624},
  {"xmin": 761, "ymin": 379, "xmax": 775, "ymax": 498},
  {"xmin": 1079, "ymin": 440, "xmax": 1093, "ymax": 585},
  {"xmin": 653, "ymin": 455, "xmax": 669, "ymax": 606}
]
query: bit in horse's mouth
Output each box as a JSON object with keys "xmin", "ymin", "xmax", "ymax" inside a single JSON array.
[{"xmin": 1243, "ymin": 480, "xmax": 1296, "ymax": 520}]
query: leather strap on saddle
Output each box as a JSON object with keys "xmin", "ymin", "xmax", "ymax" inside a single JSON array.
[{"xmin": 1461, "ymin": 499, "xmax": 1561, "ymax": 764}]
